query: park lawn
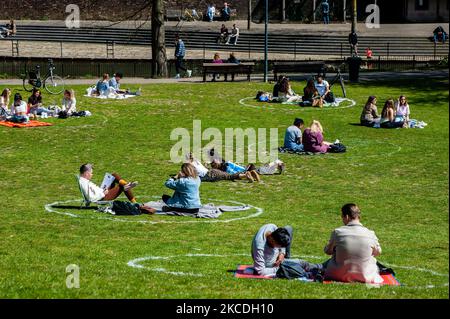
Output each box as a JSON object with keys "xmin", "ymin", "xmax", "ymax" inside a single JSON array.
[{"xmin": 0, "ymin": 77, "xmax": 448, "ymax": 299}]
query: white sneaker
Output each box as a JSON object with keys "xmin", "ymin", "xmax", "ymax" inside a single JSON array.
[
  {"xmin": 124, "ymin": 181, "xmax": 138, "ymax": 191},
  {"xmin": 174, "ymin": 74, "xmax": 180, "ymax": 79},
  {"xmin": 187, "ymin": 70, "xmax": 192, "ymax": 78}
]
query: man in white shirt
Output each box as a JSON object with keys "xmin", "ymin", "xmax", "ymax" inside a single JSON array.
[
  {"xmin": 226, "ymin": 24, "xmax": 239, "ymax": 45},
  {"xmin": 78, "ymin": 163, "xmax": 138, "ymax": 203},
  {"xmin": 314, "ymin": 75, "xmax": 335, "ymax": 103},
  {"xmin": 323, "ymin": 203, "xmax": 383, "ymax": 284}
]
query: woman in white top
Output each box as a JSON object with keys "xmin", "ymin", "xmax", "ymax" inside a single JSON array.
[
  {"xmin": 62, "ymin": 89, "xmax": 77, "ymax": 114},
  {"xmin": 395, "ymin": 95, "xmax": 410, "ymax": 124},
  {"xmin": 0, "ymin": 88, "xmax": 11, "ymax": 119},
  {"xmin": 10, "ymin": 93, "xmax": 29, "ymax": 123}
]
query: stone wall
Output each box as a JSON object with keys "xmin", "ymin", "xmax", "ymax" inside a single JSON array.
[{"xmin": 0, "ymin": 0, "xmax": 250, "ymax": 20}]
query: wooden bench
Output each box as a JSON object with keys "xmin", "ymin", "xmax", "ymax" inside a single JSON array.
[
  {"xmin": 202, "ymin": 62, "xmax": 255, "ymax": 82},
  {"xmin": 165, "ymin": 9, "xmax": 182, "ymax": 21},
  {"xmin": 272, "ymin": 61, "xmax": 327, "ymax": 81}
]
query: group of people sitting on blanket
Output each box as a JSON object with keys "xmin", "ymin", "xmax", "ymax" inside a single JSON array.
[
  {"xmin": 252, "ymin": 203, "xmax": 385, "ymax": 284},
  {"xmin": 87, "ymin": 73, "xmax": 141, "ymax": 97},
  {"xmin": 77, "ymin": 152, "xmax": 285, "ymax": 215},
  {"xmin": 0, "ymin": 87, "xmax": 84, "ymax": 123},
  {"xmin": 256, "ymin": 74, "xmax": 335, "ymax": 107},
  {"xmin": 360, "ymin": 95, "xmax": 415, "ymax": 129},
  {"xmin": 282, "ymin": 118, "xmax": 343, "ymax": 154}
]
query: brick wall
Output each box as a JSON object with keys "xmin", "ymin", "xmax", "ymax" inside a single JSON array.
[{"xmin": 0, "ymin": 0, "xmax": 250, "ymax": 20}]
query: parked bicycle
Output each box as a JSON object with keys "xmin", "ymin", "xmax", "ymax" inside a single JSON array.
[
  {"xmin": 327, "ymin": 63, "xmax": 347, "ymax": 98},
  {"xmin": 22, "ymin": 59, "xmax": 65, "ymax": 94}
]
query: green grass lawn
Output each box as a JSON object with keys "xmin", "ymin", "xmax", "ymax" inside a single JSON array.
[{"xmin": 0, "ymin": 77, "xmax": 448, "ymax": 298}]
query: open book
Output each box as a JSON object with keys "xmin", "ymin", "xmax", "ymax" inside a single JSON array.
[{"xmin": 100, "ymin": 173, "xmax": 115, "ymax": 190}]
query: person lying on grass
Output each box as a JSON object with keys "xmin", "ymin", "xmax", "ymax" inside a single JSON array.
[
  {"xmin": 323, "ymin": 203, "xmax": 383, "ymax": 284},
  {"xmin": 78, "ymin": 163, "xmax": 138, "ymax": 203},
  {"xmin": 187, "ymin": 152, "xmax": 257, "ymax": 183},
  {"xmin": 252, "ymin": 224, "xmax": 323, "ymax": 278},
  {"xmin": 302, "ymin": 120, "xmax": 333, "ymax": 153},
  {"xmin": 162, "ymin": 163, "xmax": 202, "ymax": 214}
]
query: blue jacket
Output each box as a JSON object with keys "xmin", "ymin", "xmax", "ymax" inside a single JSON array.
[
  {"xmin": 165, "ymin": 177, "xmax": 201, "ymax": 209},
  {"xmin": 175, "ymin": 40, "xmax": 186, "ymax": 58}
]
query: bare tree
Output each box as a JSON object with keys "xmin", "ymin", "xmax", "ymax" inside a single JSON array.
[{"xmin": 152, "ymin": 0, "xmax": 168, "ymax": 78}]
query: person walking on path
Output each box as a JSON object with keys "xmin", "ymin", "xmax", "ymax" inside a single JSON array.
[{"xmin": 174, "ymin": 35, "xmax": 192, "ymax": 79}]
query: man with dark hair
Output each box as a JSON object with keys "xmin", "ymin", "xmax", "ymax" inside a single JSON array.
[
  {"xmin": 78, "ymin": 163, "xmax": 138, "ymax": 203},
  {"xmin": 323, "ymin": 203, "xmax": 383, "ymax": 283},
  {"xmin": 174, "ymin": 35, "xmax": 192, "ymax": 79},
  {"xmin": 283, "ymin": 118, "xmax": 304, "ymax": 152},
  {"xmin": 348, "ymin": 31, "xmax": 358, "ymax": 56},
  {"xmin": 251, "ymin": 224, "xmax": 293, "ymax": 276}
]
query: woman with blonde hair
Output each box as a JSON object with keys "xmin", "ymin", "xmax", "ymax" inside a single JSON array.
[
  {"xmin": 395, "ymin": 95, "xmax": 410, "ymax": 125},
  {"xmin": 302, "ymin": 120, "xmax": 332, "ymax": 153},
  {"xmin": 380, "ymin": 99, "xmax": 404, "ymax": 129},
  {"xmin": 62, "ymin": 89, "xmax": 77, "ymax": 115},
  {"xmin": 162, "ymin": 163, "xmax": 202, "ymax": 213}
]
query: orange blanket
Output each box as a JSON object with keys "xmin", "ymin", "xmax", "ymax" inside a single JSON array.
[{"xmin": 0, "ymin": 120, "xmax": 53, "ymax": 128}]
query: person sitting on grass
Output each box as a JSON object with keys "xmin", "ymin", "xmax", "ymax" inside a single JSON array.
[
  {"xmin": 380, "ymin": 99, "xmax": 404, "ymax": 129},
  {"xmin": 0, "ymin": 88, "xmax": 12, "ymax": 120},
  {"xmin": 27, "ymin": 89, "xmax": 53, "ymax": 119},
  {"xmin": 252, "ymin": 224, "xmax": 323, "ymax": 278},
  {"xmin": 162, "ymin": 163, "xmax": 202, "ymax": 214},
  {"xmin": 109, "ymin": 73, "xmax": 124, "ymax": 94},
  {"xmin": 78, "ymin": 163, "xmax": 138, "ymax": 203},
  {"xmin": 283, "ymin": 118, "xmax": 305, "ymax": 152},
  {"xmin": 278, "ymin": 77, "xmax": 301, "ymax": 103},
  {"xmin": 360, "ymin": 96, "xmax": 380, "ymax": 127},
  {"xmin": 61, "ymin": 89, "xmax": 77, "ymax": 115},
  {"xmin": 323, "ymin": 203, "xmax": 383, "ymax": 284},
  {"xmin": 314, "ymin": 74, "xmax": 335, "ymax": 103},
  {"xmin": 302, "ymin": 120, "xmax": 333, "ymax": 153},
  {"xmin": 395, "ymin": 95, "xmax": 410, "ymax": 126},
  {"xmin": 302, "ymin": 78, "xmax": 323, "ymax": 108},
  {"xmin": 9, "ymin": 93, "xmax": 29, "ymax": 123},
  {"xmin": 272, "ymin": 75, "xmax": 285, "ymax": 98},
  {"xmin": 94, "ymin": 73, "xmax": 111, "ymax": 96}
]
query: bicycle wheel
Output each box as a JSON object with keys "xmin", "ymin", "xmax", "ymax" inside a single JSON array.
[
  {"xmin": 339, "ymin": 76, "xmax": 347, "ymax": 98},
  {"xmin": 22, "ymin": 77, "xmax": 35, "ymax": 92},
  {"xmin": 44, "ymin": 75, "xmax": 64, "ymax": 94}
]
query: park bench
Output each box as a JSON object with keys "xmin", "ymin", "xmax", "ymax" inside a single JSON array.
[
  {"xmin": 165, "ymin": 9, "xmax": 182, "ymax": 21},
  {"xmin": 202, "ymin": 62, "xmax": 255, "ymax": 82},
  {"xmin": 272, "ymin": 61, "xmax": 327, "ymax": 81}
]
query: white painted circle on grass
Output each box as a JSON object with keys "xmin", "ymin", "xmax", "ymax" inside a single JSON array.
[
  {"xmin": 239, "ymin": 97, "xmax": 356, "ymax": 111},
  {"xmin": 44, "ymin": 197, "xmax": 264, "ymax": 224}
]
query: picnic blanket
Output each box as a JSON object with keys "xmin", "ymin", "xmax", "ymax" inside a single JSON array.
[
  {"xmin": 277, "ymin": 97, "xmax": 354, "ymax": 107},
  {"xmin": 0, "ymin": 120, "xmax": 53, "ymax": 128},
  {"xmin": 234, "ymin": 265, "xmax": 401, "ymax": 286},
  {"xmin": 373, "ymin": 119, "xmax": 428, "ymax": 129},
  {"xmin": 145, "ymin": 200, "xmax": 251, "ymax": 218},
  {"xmin": 83, "ymin": 94, "xmax": 137, "ymax": 100}
]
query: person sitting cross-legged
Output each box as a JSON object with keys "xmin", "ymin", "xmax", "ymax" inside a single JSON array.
[
  {"xmin": 78, "ymin": 163, "xmax": 138, "ymax": 203},
  {"xmin": 314, "ymin": 74, "xmax": 335, "ymax": 103},
  {"xmin": 252, "ymin": 224, "xmax": 323, "ymax": 278},
  {"xmin": 283, "ymin": 117, "xmax": 305, "ymax": 152},
  {"xmin": 323, "ymin": 203, "xmax": 383, "ymax": 284},
  {"xmin": 162, "ymin": 163, "xmax": 202, "ymax": 214}
]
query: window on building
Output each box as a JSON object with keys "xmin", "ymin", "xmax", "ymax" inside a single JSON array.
[{"xmin": 415, "ymin": 0, "xmax": 429, "ymax": 10}]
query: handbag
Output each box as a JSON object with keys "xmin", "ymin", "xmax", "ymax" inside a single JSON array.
[{"xmin": 329, "ymin": 142, "xmax": 346, "ymax": 153}]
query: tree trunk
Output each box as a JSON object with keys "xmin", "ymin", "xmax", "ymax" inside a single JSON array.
[{"xmin": 152, "ymin": 0, "xmax": 168, "ymax": 78}]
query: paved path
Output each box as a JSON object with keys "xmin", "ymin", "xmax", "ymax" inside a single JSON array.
[{"xmin": 1, "ymin": 70, "xmax": 447, "ymax": 86}]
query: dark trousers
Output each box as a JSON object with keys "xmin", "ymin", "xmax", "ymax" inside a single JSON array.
[
  {"xmin": 162, "ymin": 194, "xmax": 200, "ymax": 213},
  {"xmin": 175, "ymin": 56, "xmax": 187, "ymax": 74},
  {"xmin": 381, "ymin": 120, "xmax": 404, "ymax": 129}
]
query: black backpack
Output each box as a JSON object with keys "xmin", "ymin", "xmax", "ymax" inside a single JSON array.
[
  {"xmin": 329, "ymin": 143, "xmax": 346, "ymax": 153},
  {"xmin": 111, "ymin": 201, "xmax": 142, "ymax": 215}
]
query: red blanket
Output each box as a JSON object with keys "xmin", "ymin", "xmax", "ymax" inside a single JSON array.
[{"xmin": 0, "ymin": 120, "xmax": 53, "ymax": 128}]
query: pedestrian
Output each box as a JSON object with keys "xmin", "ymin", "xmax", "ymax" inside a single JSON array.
[
  {"xmin": 348, "ymin": 31, "xmax": 359, "ymax": 56},
  {"xmin": 321, "ymin": 0, "xmax": 330, "ymax": 24},
  {"xmin": 174, "ymin": 35, "xmax": 192, "ymax": 79}
]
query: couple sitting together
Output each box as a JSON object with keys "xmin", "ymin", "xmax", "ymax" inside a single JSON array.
[
  {"xmin": 283, "ymin": 118, "xmax": 342, "ymax": 154},
  {"xmin": 360, "ymin": 95, "xmax": 411, "ymax": 129},
  {"xmin": 252, "ymin": 203, "xmax": 384, "ymax": 284},
  {"xmin": 88, "ymin": 73, "xmax": 141, "ymax": 97}
]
